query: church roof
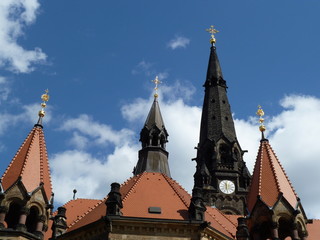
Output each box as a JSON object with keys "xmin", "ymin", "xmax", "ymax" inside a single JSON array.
[
  {"xmin": 308, "ymin": 219, "xmax": 320, "ymax": 239},
  {"xmin": 247, "ymin": 139, "xmax": 298, "ymax": 212},
  {"xmin": 1, "ymin": 125, "xmax": 52, "ymax": 199},
  {"xmin": 64, "ymin": 172, "xmax": 238, "ymax": 238},
  {"xmin": 44, "ymin": 198, "xmax": 101, "ymax": 240}
]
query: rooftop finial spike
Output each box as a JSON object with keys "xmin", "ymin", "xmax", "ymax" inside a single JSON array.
[
  {"xmin": 256, "ymin": 105, "xmax": 266, "ymax": 140},
  {"xmin": 151, "ymin": 76, "xmax": 161, "ymax": 99},
  {"xmin": 73, "ymin": 189, "xmax": 77, "ymax": 200},
  {"xmin": 36, "ymin": 89, "xmax": 49, "ymax": 126},
  {"xmin": 205, "ymin": 25, "xmax": 219, "ymax": 45}
]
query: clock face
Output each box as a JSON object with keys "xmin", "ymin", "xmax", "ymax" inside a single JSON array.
[{"xmin": 219, "ymin": 180, "xmax": 235, "ymax": 194}]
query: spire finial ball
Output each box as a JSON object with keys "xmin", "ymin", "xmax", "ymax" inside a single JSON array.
[
  {"xmin": 38, "ymin": 89, "xmax": 50, "ymax": 118},
  {"xmin": 256, "ymin": 105, "xmax": 266, "ymax": 133}
]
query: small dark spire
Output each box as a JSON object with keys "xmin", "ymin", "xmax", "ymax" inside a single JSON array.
[{"xmin": 134, "ymin": 79, "xmax": 170, "ymax": 176}]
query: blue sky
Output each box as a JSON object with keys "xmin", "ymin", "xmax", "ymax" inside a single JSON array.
[{"xmin": 1, "ymin": 0, "xmax": 320, "ymax": 218}]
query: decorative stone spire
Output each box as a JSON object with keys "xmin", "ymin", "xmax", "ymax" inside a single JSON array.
[
  {"xmin": 245, "ymin": 108, "xmax": 309, "ymax": 239},
  {"xmin": 191, "ymin": 27, "xmax": 251, "ymax": 215},
  {"xmin": 247, "ymin": 107, "xmax": 298, "ymax": 212},
  {"xmin": 1, "ymin": 90, "xmax": 52, "ymax": 199},
  {"xmin": 133, "ymin": 77, "xmax": 170, "ymax": 177}
]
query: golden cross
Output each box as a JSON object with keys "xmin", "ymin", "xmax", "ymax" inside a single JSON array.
[
  {"xmin": 205, "ymin": 25, "xmax": 219, "ymax": 44},
  {"xmin": 152, "ymin": 76, "xmax": 161, "ymax": 98}
]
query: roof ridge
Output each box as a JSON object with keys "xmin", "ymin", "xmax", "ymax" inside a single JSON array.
[
  {"xmin": 206, "ymin": 208, "xmax": 235, "ymax": 237},
  {"xmin": 266, "ymin": 143, "xmax": 298, "ymax": 198},
  {"xmin": 121, "ymin": 173, "xmax": 144, "ymax": 203},
  {"xmin": 20, "ymin": 127, "xmax": 38, "ymax": 177},
  {"xmin": 68, "ymin": 197, "xmax": 106, "ymax": 228},
  {"xmin": 265, "ymin": 142, "xmax": 282, "ymax": 195},
  {"xmin": 257, "ymin": 143, "xmax": 264, "ymax": 196},
  {"xmin": 215, "ymin": 209, "xmax": 238, "ymax": 228},
  {"xmin": 39, "ymin": 129, "xmax": 53, "ymax": 196},
  {"xmin": 162, "ymin": 174, "xmax": 190, "ymax": 208},
  {"xmin": 1, "ymin": 127, "xmax": 36, "ymax": 181},
  {"xmin": 39, "ymin": 129, "xmax": 44, "ymax": 183},
  {"xmin": 62, "ymin": 198, "xmax": 101, "ymax": 207}
]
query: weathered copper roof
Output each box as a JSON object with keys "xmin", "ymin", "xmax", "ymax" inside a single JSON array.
[
  {"xmin": 65, "ymin": 172, "xmax": 238, "ymax": 238},
  {"xmin": 1, "ymin": 125, "xmax": 52, "ymax": 199},
  {"xmin": 247, "ymin": 139, "xmax": 298, "ymax": 212}
]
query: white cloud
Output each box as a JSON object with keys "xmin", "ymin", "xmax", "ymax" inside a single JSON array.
[
  {"xmin": 0, "ymin": 102, "xmax": 51, "ymax": 135},
  {"xmin": 131, "ymin": 60, "xmax": 153, "ymax": 76},
  {"xmin": 0, "ymin": 0, "xmax": 46, "ymax": 73},
  {"xmin": 51, "ymin": 90, "xmax": 320, "ymax": 219},
  {"xmin": 0, "ymin": 77, "xmax": 11, "ymax": 103},
  {"xmin": 51, "ymin": 148, "xmax": 138, "ymax": 203},
  {"xmin": 60, "ymin": 114, "xmax": 135, "ymax": 147},
  {"xmin": 131, "ymin": 60, "xmax": 169, "ymax": 80},
  {"xmin": 167, "ymin": 36, "xmax": 190, "ymax": 50},
  {"xmin": 51, "ymin": 114, "xmax": 140, "ymax": 203}
]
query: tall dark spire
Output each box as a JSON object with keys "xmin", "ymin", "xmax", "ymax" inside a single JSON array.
[
  {"xmin": 199, "ymin": 45, "xmax": 237, "ymax": 144},
  {"xmin": 191, "ymin": 28, "xmax": 250, "ymax": 215},
  {"xmin": 133, "ymin": 92, "xmax": 170, "ymax": 177}
]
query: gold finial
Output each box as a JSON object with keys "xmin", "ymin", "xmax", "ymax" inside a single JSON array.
[
  {"xmin": 206, "ymin": 25, "xmax": 219, "ymax": 45},
  {"xmin": 151, "ymin": 76, "xmax": 161, "ymax": 98},
  {"xmin": 38, "ymin": 89, "xmax": 49, "ymax": 118},
  {"xmin": 256, "ymin": 105, "xmax": 266, "ymax": 134}
]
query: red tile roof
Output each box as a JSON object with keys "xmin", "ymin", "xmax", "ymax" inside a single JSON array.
[
  {"xmin": 308, "ymin": 219, "xmax": 320, "ymax": 240},
  {"xmin": 65, "ymin": 172, "xmax": 238, "ymax": 238},
  {"xmin": 1, "ymin": 126, "xmax": 52, "ymax": 199},
  {"xmin": 44, "ymin": 198, "xmax": 101, "ymax": 240},
  {"xmin": 247, "ymin": 140, "xmax": 298, "ymax": 212}
]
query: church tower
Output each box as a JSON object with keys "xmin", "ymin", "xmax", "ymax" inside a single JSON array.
[
  {"xmin": 133, "ymin": 76, "xmax": 170, "ymax": 177},
  {"xmin": 0, "ymin": 90, "xmax": 53, "ymax": 240},
  {"xmin": 241, "ymin": 107, "xmax": 309, "ymax": 240},
  {"xmin": 191, "ymin": 27, "xmax": 251, "ymax": 215}
]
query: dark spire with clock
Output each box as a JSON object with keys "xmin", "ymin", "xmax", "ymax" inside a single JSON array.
[{"xmin": 190, "ymin": 26, "xmax": 251, "ymax": 216}]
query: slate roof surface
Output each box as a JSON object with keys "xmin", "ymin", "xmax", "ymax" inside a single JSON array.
[
  {"xmin": 144, "ymin": 97, "xmax": 166, "ymax": 131},
  {"xmin": 1, "ymin": 126, "xmax": 52, "ymax": 199},
  {"xmin": 65, "ymin": 172, "xmax": 238, "ymax": 238},
  {"xmin": 247, "ymin": 139, "xmax": 298, "ymax": 212}
]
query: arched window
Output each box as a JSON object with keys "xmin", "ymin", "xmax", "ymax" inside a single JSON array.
[
  {"xmin": 258, "ymin": 221, "xmax": 272, "ymax": 240},
  {"xmin": 160, "ymin": 134, "xmax": 166, "ymax": 148},
  {"xmin": 26, "ymin": 206, "xmax": 39, "ymax": 233},
  {"xmin": 151, "ymin": 133, "xmax": 158, "ymax": 146},
  {"xmin": 219, "ymin": 144, "xmax": 231, "ymax": 164},
  {"xmin": 278, "ymin": 217, "xmax": 291, "ymax": 239},
  {"xmin": 5, "ymin": 202, "xmax": 21, "ymax": 229}
]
